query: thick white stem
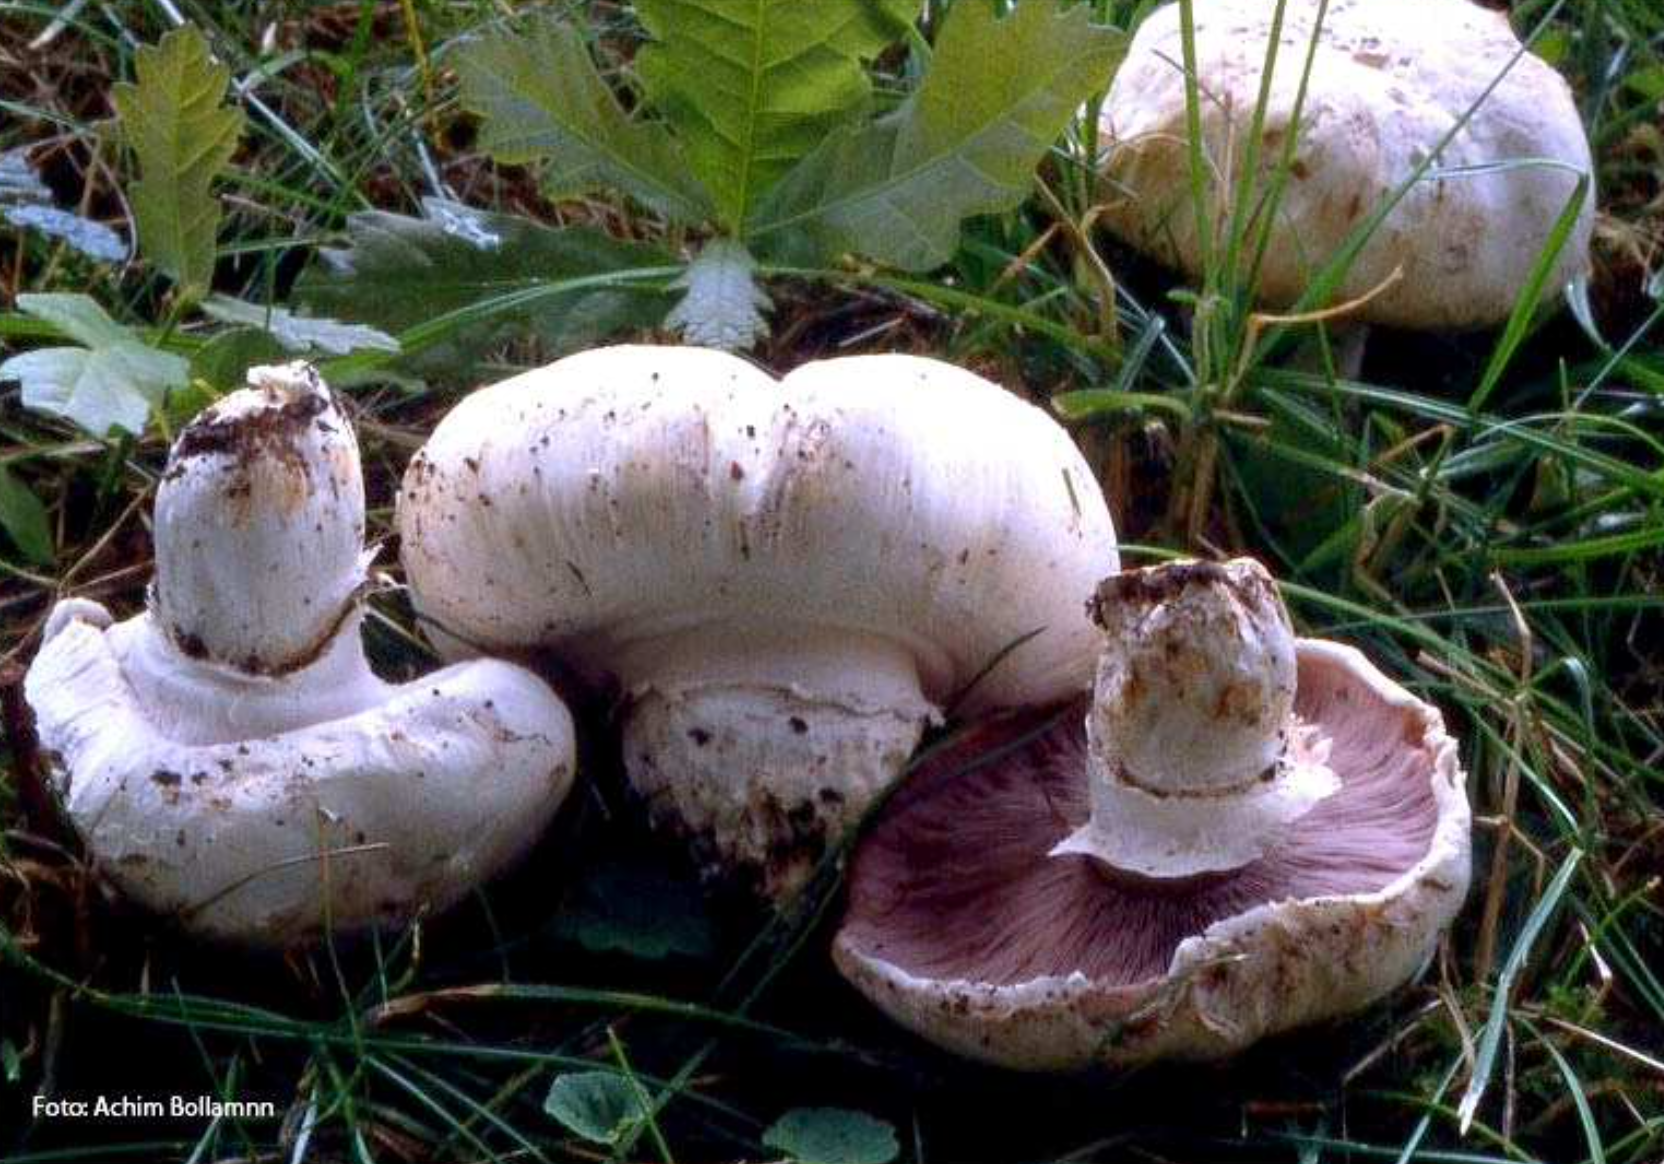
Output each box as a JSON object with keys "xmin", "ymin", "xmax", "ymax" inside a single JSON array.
[
  {"xmin": 617, "ymin": 625, "xmax": 937, "ymax": 900},
  {"xmin": 152, "ymin": 362, "xmax": 368, "ymax": 674},
  {"xmin": 1051, "ymin": 559, "xmax": 1339, "ymax": 879}
]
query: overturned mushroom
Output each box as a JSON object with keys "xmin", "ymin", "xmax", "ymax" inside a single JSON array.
[
  {"xmin": 24, "ymin": 363, "xmax": 575, "ymax": 945},
  {"xmin": 398, "ymin": 345, "xmax": 1118, "ymax": 899},
  {"xmin": 1099, "ymin": 0, "xmax": 1595, "ymax": 369},
  {"xmin": 836, "ymin": 559, "xmax": 1469, "ymax": 1069}
]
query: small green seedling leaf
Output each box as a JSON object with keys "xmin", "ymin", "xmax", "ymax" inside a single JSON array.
[
  {"xmin": 635, "ymin": 0, "xmax": 920, "ymax": 228},
  {"xmin": 296, "ymin": 198, "xmax": 675, "ymax": 375},
  {"xmin": 455, "ymin": 17, "xmax": 711, "ymax": 222},
  {"xmin": 749, "ymin": 0, "xmax": 1122, "ymax": 270},
  {"xmin": 664, "ymin": 239, "xmax": 772, "ymax": 350},
  {"xmin": 0, "ymin": 293, "xmax": 189, "ymax": 436},
  {"xmin": 201, "ymin": 295, "xmax": 399, "ymax": 356},
  {"xmin": 0, "ymin": 466, "xmax": 53, "ymax": 567},
  {"xmin": 763, "ymin": 1107, "xmax": 899, "ymax": 1164},
  {"xmin": 111, "ymin": 25, "xmax": 244, "ymax": 301},
  {"xmin": 544, "ymin": 1072, "xmax": 647, "ymax": 1146}
]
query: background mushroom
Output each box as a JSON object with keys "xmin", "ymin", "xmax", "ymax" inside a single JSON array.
[
  {"xmin": 397, "ymin": 344, "xmax": 1118, "ymax": 900},
  {"xmin": 24, "ymin": 363, "xmax": 576, "ymax": 945},
  {"xmin": 835, "ymin": 558, "xmax": 1470, "ymax": 1069},
  {"xmin": 1098, "ymin": 0, "xmax": 1595, "ymax": 369}
]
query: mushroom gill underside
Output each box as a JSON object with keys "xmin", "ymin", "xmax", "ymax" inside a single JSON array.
[{"xmin": 839, "ymin": 650, "xmax": 1442, "ymax": 990}]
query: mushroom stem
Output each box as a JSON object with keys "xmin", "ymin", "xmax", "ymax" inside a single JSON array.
[
  {"xmin": 616, "ymin": 624, "xmax": 937, "ymax": 898},
  {"xmin": 1049, "ymin": 559, "xmax": 1339, "ymax": 879},
  {"xmin": 152, "ymin": 362, "xmax": 369, "ymax": 675}
]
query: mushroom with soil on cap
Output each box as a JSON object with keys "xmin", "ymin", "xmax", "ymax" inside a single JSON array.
[
  {"xmin": 23, "ymin": 363, "xmax": 576, "ymax": 946},
  {"xmin": 1097, "ymin": 0, "xmax": 1596, "ymax": 374},
  {"xmin": 835, "ymin": 558, "xmax": 1470, "ymax": 1069},
  {"xmin": 397, "ymin": 344, "xmax": 1119, "ymax": 901}
]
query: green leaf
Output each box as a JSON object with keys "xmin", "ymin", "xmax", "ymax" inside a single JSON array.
[
  {"xmin": 664, "ymin": 239, "xmax": 772, "ymax": 350},
  {"xmin": 201, "ymin": 295, "xmax": 399, "ymax": 355},
  {"xmin": 2, "ymin": 205, "xmax": 129, "ymax": 263},
  {"xmin": 1, "ymin": 294, "xmax": 189, "ymax": 436},
  {"xmin": 1622, "ymin": 63, "xmax": 1664, "ymax": 101},
  {"xmin": 635, "ymin": 0, "xmax": 919, "ymax": 228},
  {"xmin": 550, "ymin": 857, "xmax": 717, "ymax": 961},
  {"xmin": 0, "ymin": 466, "xmax": 53, "ymax": 567},
  {"xmin": 749, "ymin": 0, "xmax": 1122, "ymax": 270},
  {"xmin": 544, "ymin": 1072, "xmax": 647, "ymax": 1146},
  {"xmin": 0, "ymin": 148, "xmax": 129, "ymax": 263},
  {"xmin": 1457, "ymin": 849, "xmax": 1583, "ymax": 1133},
  {"xmin": 454, "ymin": 17, "xmax": 711, "ymax": 222},
  {"xmin": 11, "ymin": 293, "xmax": 130, "ymax": 349},
  {"xmin": 763, "ymin": 1108, "xmax": 899, "ymax": 1164},
  {"xmin": 0, "ymin": 147, "xmax": 52, "ymax": 204},
  {"xmin": 295, "ymin": 199, "xmax": 675, "ymax": 376},
  {"xmin": 189, "ymin": 326, "xmax": 287, "ymax": 393},
  {"xmin": 110, "ymin": 25, "xmax": 244, "ymax": 300},
  {"xmin": 1467, "ymin": 169, "xmax": 1593, "ymax": 413},
  {"xmin": 4, "ymin": 348, "xmax": 184, "ymax": 438}
]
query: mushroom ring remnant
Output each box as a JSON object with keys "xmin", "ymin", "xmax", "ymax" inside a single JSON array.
[
  {"xmin": 1098, "ymin": 0, "xmax": 1594, "ymax": 332},
  {"xmin": 397, "ymin": 344, "xmax": 1119, "ymax": 900},
  {"xmin": 24, "ymin": 364, "xmax": 576, "ymax": 946},
  {"xmin": 836, "ymin": 559, "xmax": 1470, "ymax": 1069}
]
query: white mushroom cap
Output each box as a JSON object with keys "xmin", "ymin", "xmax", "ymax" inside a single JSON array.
[
  {"xmin": 1098, "ymin": 0, "xmax": 1595, "ymax": 329},
  {"xmin": 398, "ymin": 344, "xmax": 1118, "ymax": 897},
  {"xmin": 26, "ymin": 607, "xmax": 574, "ymax": 944},
  {"xmin": 835, "ymin": 639, "xmax": 1470, "ymax": 1069},
  {"xmin": 1051, "ymin": 560, "xmax": 1340, "ymax": 878},
  {"xmin": 23, "ymin": 363, "xmax": 576, "ymax": 945}
]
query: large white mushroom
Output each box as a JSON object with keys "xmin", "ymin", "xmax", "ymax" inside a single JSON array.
[
  {"xmin": 1099, "ymin": 0, "xmax": 1595, "ymax": 358},
  {"xmin": 23, "ymin": 363, "xmax": 576, "ymax": 945},
  {"xmin": 836, "ymin": 559, "xmax": 1470, "ymax": 1069},
  {"xmin": 397, "ymin": 345, "xmax": 1118, "ymax": 899}
]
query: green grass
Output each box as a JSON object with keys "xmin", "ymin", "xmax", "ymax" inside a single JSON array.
[{"xmin": 2, "ymin": 1, "xmax": 1662, "ymax": 1162}]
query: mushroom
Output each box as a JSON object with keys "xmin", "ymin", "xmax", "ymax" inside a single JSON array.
[
  {"xmin": 835, "ymin": 558, "xmax": 1470, "ymax": 1069},
  {"xmin": 397, "ymin": 344, "xmax": 1118, "ymax": 899},
  {"xmin": 1098, "ymin": 0, "xmax": 1595, "ymax": 370},
  {"xmin": 23, "ymin": 363, "xmax": 576, "ymax": 945}
]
